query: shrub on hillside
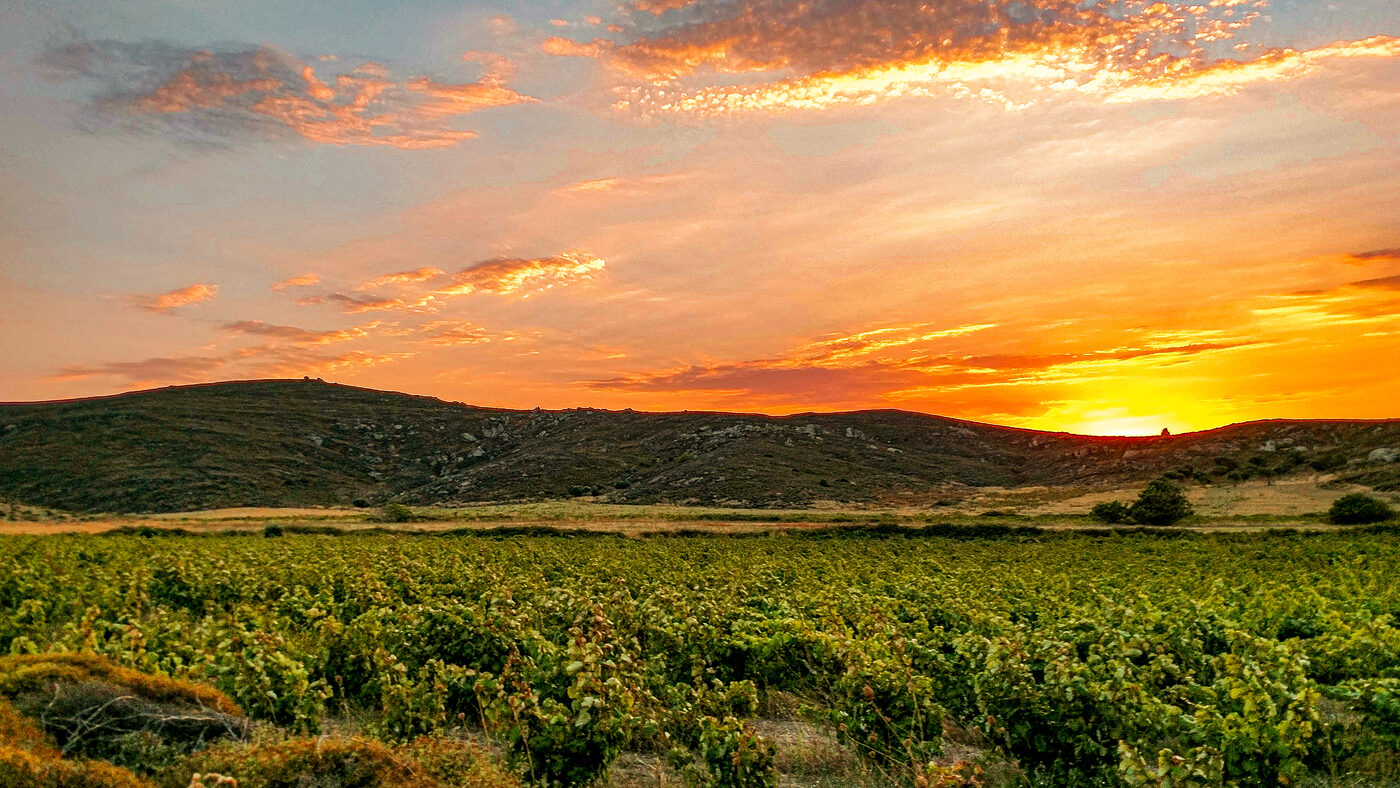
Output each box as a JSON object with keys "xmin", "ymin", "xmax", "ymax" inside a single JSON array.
[
  {"xmin": 1090, "ymin": 501, "xmax": 1132, "ymax": 524},
  {"xmin": 1328, "ymin": 493, "xmax": 1394, "ymax": 525},
  {"xmin": 1128, "ymin": 479, "xmax": 1193, "ymax": 526},
  {"xmin": 380, "ymin": 503, "xmax": 415, "ymax": 523}
]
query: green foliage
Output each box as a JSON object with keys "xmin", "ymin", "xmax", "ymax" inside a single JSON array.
[
  {"xmin": 1118, "ymin": 743, "xmax": 1224, "ymax": 788},
  {"xmin": 1090, "ymin": 501, "xmax": 1132, "ymax": 524},
  {"xmin": 4, "ymin": 532, "xmax": 1400, "ymax": 785},
  {"xmin": 210, "ymin": 632, "xmax": 329, "ymax": 733},
  {"xmin": 1129, "ymin": 479, "xmax": 1194, "ymax": 526},
  {"xmin": 661, "ymin": 681, "xmax": 776, "ymax": 788},
  {"xmin": 1328, "ymin": 493, "xmax": 1394, "ymax": 525},
  {"xmin": 686, "ymin": 715, "xmax": 776, "ymax": 788},
  {"xmin": 472, "ymin": 606, "xmax": 644, "ymax": 786}
]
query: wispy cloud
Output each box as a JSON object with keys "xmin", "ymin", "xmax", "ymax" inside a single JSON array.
[
  {"xmin": 355, "ymin": 267, "xmax": 445, "ymax": 290},
  {"xmin": 586, "ymin": 321, "xmax": 1255, "ymax": 406},
  {"xmin": 298, "ymin": 252, "xmax": 606, "ymax": 313},
  {"xmin": 40, "ymin": 41, "xmax": 534, "ymax": 148},
  {"xmin": 438, "ymin": 252, "xmax": 607, "ymax": 296},
  {"xmin": 415, "ymin": 320, "xmax": 493, "ymax": 347},
  {"xmin": 133, "ymin": 282, "xmax": 218, "ymax": 313},
  {"xmin": 1349, "ymin": 247, "xmax": 1400, "ymax": 263},
  {"xmin": 53, "ymin": 345, "xmax": 409, "ymax": 385},
  {"xmin": 270, "ymin": 273, "xmax": 320, "ymax": 291},
  {"xmin": 543, "ymin": 0, "xmax": 1400, "ymax": 116},
  {"xmin": 222, "ymin": 320, "xmax": 383, "ymax": 344},
  {"xmin": 52, "ymin": 355, "xmax": 226, "ymax": 383}
]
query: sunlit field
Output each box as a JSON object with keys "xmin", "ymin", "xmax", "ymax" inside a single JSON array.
[{"xmin": 3, "ymin": 528, "xmax": 1399, "ymax": 786}]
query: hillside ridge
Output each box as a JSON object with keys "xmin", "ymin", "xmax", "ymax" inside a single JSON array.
[{"xmin": 3, "ymin": 378, "xmax": 1398, "ymax": 512}]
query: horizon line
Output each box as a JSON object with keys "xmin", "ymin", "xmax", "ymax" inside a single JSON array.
[{"xmin": 4, "ymin": 377, "xmax": 1399, "ymax": 440}]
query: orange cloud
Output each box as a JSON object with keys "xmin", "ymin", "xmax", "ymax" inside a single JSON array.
[
  {"xmin": 133, "ymin": 68, "xmax": 281, "ymax": 113},
  {"xmin": 355, "ymin": 267, "xmax": 446, "ymax": 290},
  {"xmin": 416, "ymin": 320, "xmax": 493, "ymax": 347},
  {"xmin": 546, "ymin": 0, "xmax": 1400, "ymax": 116},
  {"xmin": 584, "ymin": 317, "xmax": 1257, "ymax": 416},
  {"xmin": 135, "ymin": 282, "xmax": 218, "ymax": 313},
  {"xmin": 1350, "ymin": 247, "xmax": 1400, "ymax": 263},
  {"xmin": 50, "ymin": 42, "xmax": 533, "ymax": 149},
  {"xmin": 222, "ymin": 320, "xmax": 383, "ymax": 344},
  {"xmin": 52, "ymin": 355, "xmax": 226, "ymax": 383},
  {"xmin": 436, "ymin": 252, "xmax": 607, "ymax": 297},
  {"xmin": 542, "ymin": 37, "xmax": 614, "ymax": 59},
  {"xmin": 298, "ymin": 293, "xmax": 437, "ymax": 314},
  {"xmin": 54, "ymin": 345, "xmax": 409, "ymax": 385},
  {"xmin": 301, "ymin": 252, "xmax": 607, "ymax": 313},
  {"xmin": 271, "ymin": 273, "xmax": 320, "ymax": 291},
  {"xmin": 796, "ymin": 323, "xmax": 998, "ymax": 362},
  {"xmin": 553, "ymin": 171, "xmax": 696, "ymax": 196},
  {"xmin": 632, "ymin": 0, "xmax": 701, "ymax": 16}
]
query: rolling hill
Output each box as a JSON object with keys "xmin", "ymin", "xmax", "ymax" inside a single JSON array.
[{"xmin": 2, "ymin": 379, "xmax": 1398, "ymax": 513}]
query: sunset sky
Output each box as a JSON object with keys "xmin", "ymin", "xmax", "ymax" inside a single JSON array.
[{"xmin": 2, "ymin": 0, "xmax": 1398, "ymax": 435}]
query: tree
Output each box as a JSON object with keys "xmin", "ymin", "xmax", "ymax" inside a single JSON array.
[
  {"xmin": 1128, "ymin": 479, "xmax": 1193, "ymax": 526},
  {"xmin": 1328, "ymin": 493, "xmax": 1394, "ymax": 525}
]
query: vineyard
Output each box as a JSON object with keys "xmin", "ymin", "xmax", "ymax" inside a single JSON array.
[{"xmin": 2, "ymin": 528, "xmax": 1399, "ymax": 787}]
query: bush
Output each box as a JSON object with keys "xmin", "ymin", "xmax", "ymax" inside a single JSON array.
[
  {"xmin": 159, "ymin": 737, "xmax": 442, "ymax": 788},
  {"xmin": 0, "ymin": 654, "xmax": 242, "ymax": 718},
  {"xmin": 1311, "ymin": 453, "xmax": 1347, "ymax": 472},
  {"xmin": 1128, "ymin": 479, "xmax": 1193, "ymax": 526},
  {"xmin": 1090, "ymin": 501, "xmax": 1132, "ymax": 524},
  {"xmin": 380, "ymin": 503, "xmax": 415, "ymax": 523},
  {"xmin": 1328, "ymin": 493, "xmax": 1394, "ymax": 525},
  {"xmin": 261, "ymin": 524, "xmax": 283, "ymax": 538},
  {"xmin": 0, "ymin": 655, "xmax": 248, "ymax": 775},
  {"xmin": 0, "ymin": 745, "xmax": 155, "ymax": 788}
]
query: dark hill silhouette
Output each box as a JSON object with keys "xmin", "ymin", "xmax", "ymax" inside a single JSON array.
[{"xmin": 1, "ymin": 379, "xmax": 1397, "ymax": 513}]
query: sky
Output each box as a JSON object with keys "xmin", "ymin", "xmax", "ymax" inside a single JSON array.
[{"xmin": 1, "ymin": 0, "xmax": 1398, "ymax": 436}]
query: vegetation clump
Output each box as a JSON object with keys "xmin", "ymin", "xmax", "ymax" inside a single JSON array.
[
  {"xmin": 1089, "ymin": 500, "xmax": 1132, "ymax": 524},
  {"xmin": 1328, "ymin": 493, "xmax": 1395, "ymax": 524},
  {"xmin": 1128, "ymin": 478, "xmax": 1194, "ymax": 525},
  {"xmin": 1090, "ymin": 479, "xmax": 1193, "ymax": 525},
  {"xmin": 379, "ymin": 503, "xmax": 417, "ymax": 523},
  {"xmin": 0, "ymin": 655, "xmax": 247, "ymax": 776},
  {"xmin": 160, "ymin": 737, "xmax": 440, "ymax": 788}
]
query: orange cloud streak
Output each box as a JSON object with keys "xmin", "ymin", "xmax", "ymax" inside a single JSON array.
[
  {"xmin": 271, "ymin": 273, "xmax": 320, "ymax": 291},
  {"xmin": 106, "ymin": 45, "xmax": 536, "ymax": 148},
  {"xmin": 136, "ymin": 283, "xmax": 219, "ymax": 313},
  {"xmin": 546, "ymin": 0, "xmax": 1400, "ymax": 115},
  {"xmin": 299, "ymin": 252, "xmax": 606, "ymax": 313}
]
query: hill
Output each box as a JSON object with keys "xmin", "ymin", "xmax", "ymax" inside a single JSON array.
[{"xmin": 1, "ymin": 379, "xmax": 1398, "ymax": 513}]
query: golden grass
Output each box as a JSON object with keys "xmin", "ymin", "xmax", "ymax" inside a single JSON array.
[{"xmin": 0, "ymin": 654, "xmax": 242, "ymax": 718}]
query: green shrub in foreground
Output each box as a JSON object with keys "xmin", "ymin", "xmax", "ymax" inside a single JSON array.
[
  {"xmin": 1129, "ymin": 479, "xmax": 1193, "ymax": 526},
  {"xmin": 1329, "ymin": 493, "xmax": 1394, "ymax": 525}
]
